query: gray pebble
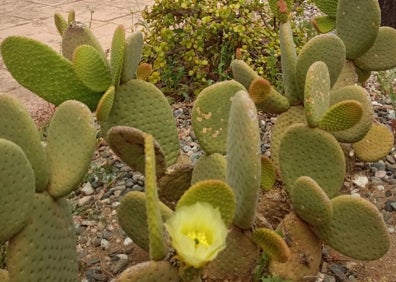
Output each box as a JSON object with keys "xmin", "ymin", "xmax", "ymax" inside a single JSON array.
[{"xmin": 100, "ymin": 239, "xmax": 110, "ymax": 250}]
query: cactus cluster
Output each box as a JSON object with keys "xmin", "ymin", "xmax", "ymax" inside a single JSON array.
[
  {"xmin": 0, "ymin": 1, "xmax": 395, "ymax": 281},
  {"xmin": 0, "ymin": 94, "xmax": 96, "ymax": 281}
]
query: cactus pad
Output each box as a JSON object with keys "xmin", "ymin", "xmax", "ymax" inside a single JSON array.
[
  {"xmin": 332, "ymin": 60, "xmax": 358, "ymax": 90},
  {"xmin": 61, "ymin": 21, "xmax": 105, "ymax": 61},
  {"xmin": 304, "ymin": 61, "xmax": 330, "ymax": 128},
  {"xmin": 110, "ymin": 25, "xmax": 125, "ymax": 87},
  {"xmin": 7, "ymin": 193, "xmax": 78, "ymax": 282},
  {"xmin": 191, "ymin": 153, "xmax": 227, "ymax": 184},
  {"xmin": 352, "ymin": 123, "xmax": 394, "ymax": 162},
  {"xmin": 1, "ymin": 36, "xmax": 102, "ymax": 110},
  {"xmin": 295, "ymin": 34, "xmax": 345, "ymax": 95},
  {"xmin": 192, "ymin": 80, "xmax": 246, "ymax": 154},
  {"xmin": 279, "ymin": 21, "xmax": 300, "ymax": 105},
  {"xmin": 46, "ymin": 100, "xmax": 97, "ymax": 198},
  {"xmin": 72, "ymin": 44, "xmax": 112, "ymax": 92},
  {"xmin": 336, "ymin": 0, "xmax": 380, "ymax": 59},
  {"xmin": 95, "ymin": 85, "xmax": 115, "ymax": 122},
  {"xmin": 312, "ymin": 195, "xmax": 390, "ymax": 260},
  {"xmin": 260, "ymin": 156, "xmax": 276, "ymax": 191},
  {"xmin": 204, "ymin": 226, "xmax": 259, "ymax": 281},
  {"xmin": 54, "ymin": 13, "xmax": 68, "ymax": 35},
  {"xmin": 248, "ymin": 77, "xmax": 272, "ymax": 104},
  {"xmin": 230, "ymin": 59, "xmax": 260, "ymax": 90},
  {"xmin": 117, "ymin": 191, "xmax": 173, "ymax": 252},
  {"xmin": 118, "ymin": 261, "xmax": 179, "ymax": 281},
  {"xmin": 330, "ymin": 85, "xmax": 373, "ymax": 143},
  {"xmin": 176, "ymin": 179, "xmax": 236, "ymax": 226},
  {"xmin": 107, "ymin": 126, "xmax": 166, "ymax": 178},
  {"xmin": 270, "ymin": 106, "xmax": 306, "ymax": 172},
  {"xmin": 0, "ymin": 139, "xmax": 35, "ymax": 243},
  {"xmin": 144, "ymin": 134, "xmax": 168, "ymax": 260},
  {"xmin": 354, "ymin": 26, "xmax": 396, "ymax": 71},
  {"xmin": 313, "ymin": 0, "xmax": 337, "ymax": 17},
  {"xmin": 101, "ymin": 79, "xmax": 180, "ymax": 166},
  {"xmin": 311, "ymin": 16, "xmax": 336, "ymax": 33},
  {"xmin": 121, "ymin": 31, "xmax": 144, "ymax": 83},
  {"xmin": 226, "ymin": 91, "xmax": 261, "ymax": 229},
  {"xmin": 252, "ymin": 228, "xmax": 291, "ymax": 263},
  {"xmin": 0, "ymin": 94, "xmax": 49, "ymax": 191},
  {"xmin": 255, "ymin": 86, "xmax": 290, "ymax": 114},
  {"xmin": 269, "ymin": 213, "xmax": 322, "ymax": 281},
  {"xmin": 157, "ymin": 164, "xmax": 194, "ymax": 208},
  {"xmin": 319, "ymin": 100, "xmax": 363, "ymax": 131},
  {"xmin": 279, "ymin": 124, "xmax": 345, "ymax": 198},
  {"xmin": 290, "ymin": 176, "xmax": 333, "ymax": 226}
]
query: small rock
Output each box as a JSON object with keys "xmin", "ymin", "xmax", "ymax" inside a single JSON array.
[
  {"xmin": 385, "ymin": 189, "xmax": 393, "ymax": 197},
  {"xmin": 132, "ymin": 184, "xmax": 144, "ymax": 192},
  {"xmin": 386, "ymin": 154, "xmax": 396, "ymax": 164},
  {"xmin": 123, "ymin": 237, "xmax": 133, "ymax": 246},
  {"xmin": 91, "ymin": 237, "xmax": 101, "ymax": 248},
  {"xmin": 375, "ymin": 170, "xmax": 387, "ymax": 178},
  {"xmin": 100, "ymin": 239, "xmax": 110, "ymax": 250},
  {"xmin": 86, "ymin": 268, "xmax": 107, "ymax": 281},
  {"xmin": 373, "ymin": 160, "xmax": 386, "ymax": 171},
  {"xmin": 376, "ymin": 185, "xmax": 385, "ymax": 191},
  {"xmin": 110, "ymin": 254, "xmax": 129, "ymax": 274},
  {"xmin": 329, "ymin": 263, "xmax": 347, "ymax": 280},
  {"xmin": 78, "ymin": 195, "xmax": 94, "ymax": 207},
  {"xmin": 387, "ymin": 226, "xmax": 395, "ymax": 233},
  {"xmin": 81, "ymin": 182, "xmax": 95, "ymax": 195},
  {"xmin": 352, "ymin": 175, "xmax": 369, "ymax": 187},
  {"xmin": 384, "ymin": 200, "xmax": 396, "ymax": 212},
  {"xmin": 102, "ymin": 230, "xmax": 112, "ymax": 240},
  {"xmin": 322, "ymin": 273, "xmax": 336, "ymax": 282}
]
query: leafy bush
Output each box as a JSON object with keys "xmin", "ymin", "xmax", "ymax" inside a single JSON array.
[{"xmin": 141, "ymin": 0, "xmax": 315, "ymax": 100}]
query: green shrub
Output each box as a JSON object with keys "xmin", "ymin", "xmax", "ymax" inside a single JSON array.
[{"xmin": 141, "ymin": 0, "xmax": 314, "ymax": 100}]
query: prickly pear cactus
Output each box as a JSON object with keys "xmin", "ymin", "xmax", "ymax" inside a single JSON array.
[{"xmin": 0, "ymin": 94, "xmax": 96, "ymax": 281}]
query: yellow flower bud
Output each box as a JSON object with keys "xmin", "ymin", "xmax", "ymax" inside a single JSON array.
[{"xmin": 164, "ymin": 202, "xmax": 228, "ymax": 268}]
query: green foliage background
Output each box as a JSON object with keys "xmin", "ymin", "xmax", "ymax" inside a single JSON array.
[{"xmin": 141, "ymin": 0, "xmax": 315, "ymax": 100}]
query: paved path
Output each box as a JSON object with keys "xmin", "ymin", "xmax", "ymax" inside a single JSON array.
[{"xmin": 0, "ymin": 0, "xmax": 153, "ymax": 120}]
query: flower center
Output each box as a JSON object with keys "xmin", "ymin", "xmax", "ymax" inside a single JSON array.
[{"xmin": 187, "ymin": 230, "xmax": 209, "ymax": 248}]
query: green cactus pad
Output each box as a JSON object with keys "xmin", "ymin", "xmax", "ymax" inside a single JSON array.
[
  {"xmin": 330, "ymin": 85, "xmax": 373, "ymax": 143},
  {"xmin": 176, "ymin": 179, "xmax": 235, "ymax": 227},
  {"xmin": 101, "ymin": 79, "xmax": 180, "ymax": 166},
  {"xmin": 1, "ymin": 36, "xmax": 102, "ymax": 110},
  {"xmin": 158, "ymin": 164, "xmax": 194, "ymax": 209},
  {"xmin": 137, "ymin": 63, "xmax": 153, "ymax": 81},
  {"xmin": 304, "ymin": 61, "xmax": 330, "ymax": 128},
  {"xmin": 252, "ymin": 228, "xmax": 291, "ymax": 263},
  {"xmin": 192, "ymin": 80, "xmax": 246, "ymax": 155},
  {"xmin": 117, "ymin": 191, "xmax": 173, "ymax": 252},
  {"xmin": 191, "ymin": 153, "xmax": 227, "ymax": 185},
  {"xmin": 354, "ymin": 26, "xmax": 396, "ymax": 71},
  {"xmin": 46, "ymin": 100, "xmax": 97, "ymax": 198},
  {"xmin": 312, "ymin": 195, "xmax": 390, "ymax": 260},
  {"xmin": 0, "ymin": 94, "xmax": 49, "ymax": 191},
  {"xmin": 279, "ymin": 21, "xmax": 300, "ymax": 105},
  {"xmin": 107, "ymin": 126, "xmax": 166, "ymax": 178},
  {"xmin": 311, "ymin": 16, "xmax": 336, "ymax": 33},
  {"xmin": 54, "ymin": 13, "xmax": 68, "ymax": 35},
  {"xmin": 204, "ymin": 226, "xmax": 260, "ymax": 281},
  {"xmin": 230, "ymin": 59, "xmax": 260, "ymax": 90},
  {"xmin": 352, "ymin": 123, "xmax": 394, "ymax": 162},
  {"xmin": 255, "ymin": 86, "xmax": 290, "ymax": 114},
  {"xmin": 332, "ymin": 60, "xmax": 358, "ymax": 90},
  {"xmin": 270, "ymin": 106, "xmax": 306, "ymax": 172},
  {"xmin": 295, "ymin": 34, "xmax": 345, "ymax": 96},
  {"xmin": 61, "ymin": 21, "xmax": 106, "ymax": 61},
  {"xmin": 269, "ymin": 212, "xmax": 322, "ymax": 281},
  {"xmin": 67, "ymin": 10, "xmax": 75, "ymax": 23},
  {"xmin": 248, "ymin": 77, "xmax": 272, "ymax": 104},
  {"xmin": 336, "ymin": 0, "xmax": 381, "ymax": 59},
  {"xmin": 118, "ymin": 261, "xmax": 179, "ymax": 282},
  {"xmin": 319, "ymin": 100, "xmax": 363, "ymax": 131},
  {"xmin": 110, "ymin": 25, "xmax": 125, "ymax": 87},
  {"xmin": 144, "ymin": 134, "xmax": 168, "ymax": 261},
  {"xmin": 260, "ymin": 156, "xmax": 276, "ymax": 191},
  {"xmin": 7, "ymin": 193, "xmax": 78, "ymax": 282},
  {"xmin": 96, "ymin": 85, "xmax": 115, "ymax": 122},
  {"xmin": 356, "ymin": 66, "xmax": 372, "ymax": 84},
  {"xmin": 290, "ymin": 176, "xmax": 333, "ymax": 226},
  {"xmin": 226, "ymin": 91, "xmax": 261, "ymax": 229},
  {"xmin": 0, "ymin": 139, "xmax": 35, "ymax": 243},
  {"xmin": 279, "ymin": 124, "xmax": 345, "ymax": 198},
  {"xmin": 313, "ymin": 0, "xmax": 338, "ymax": 17},
  {"xmin": 72, "ymin": 44, "xmax": 112, "ymax": 92},
  {"xmin": 121, "ymin": 31, "xmax": 144, "ymax": 83}
]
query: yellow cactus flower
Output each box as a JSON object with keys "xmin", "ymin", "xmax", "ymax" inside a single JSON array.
[{"xmin": 164, "ymin": 202, "xmax": 228, "ymax": 268}]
